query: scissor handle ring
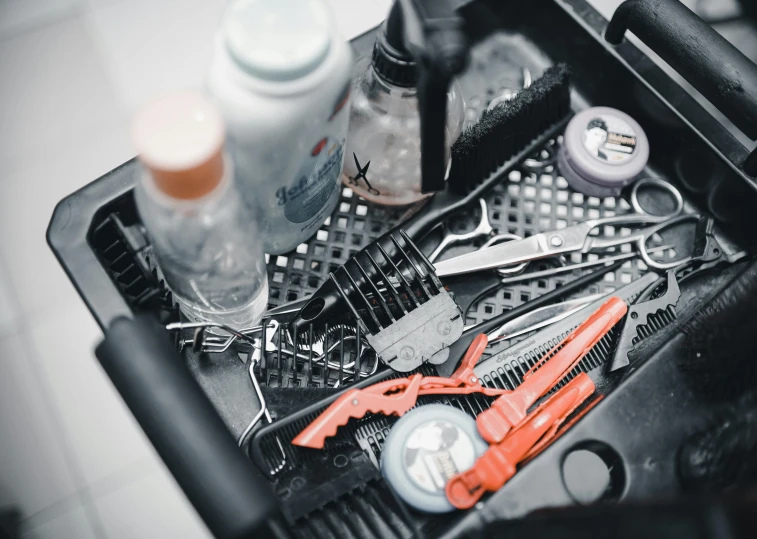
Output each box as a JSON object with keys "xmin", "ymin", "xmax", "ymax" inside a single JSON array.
[
  {"xmin": 630, "ymin": 177, "xmax": 684, "ymax": 218},
  {"xmin": 637, "ymin": 213, "xmax": 699, "ymax": 270}
]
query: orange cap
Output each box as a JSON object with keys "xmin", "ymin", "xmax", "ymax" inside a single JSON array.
[{"xmin": 132, "ymin": 92, "xmax": 226, "ymax": 199}]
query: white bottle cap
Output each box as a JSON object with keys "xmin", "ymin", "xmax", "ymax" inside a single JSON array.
[
  {"xmin": 380, "ymin": 404, "xmax": 488, "ymax": 513},
  {"xmin": 223, "ymin": 0, "xmax": 333, "ymax": 82},
  {"xmin": 132, "ymin": 91, "xmax": 225, "ymax": 199}
]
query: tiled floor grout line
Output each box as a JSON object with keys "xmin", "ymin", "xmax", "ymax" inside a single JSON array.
[
  {"xmin": 0, "ymin": 2, "xmax": 81, "ymax": 45},
  {"xmin": 21, "ymin": 456, "xmax": 156, "ymax": 533}
]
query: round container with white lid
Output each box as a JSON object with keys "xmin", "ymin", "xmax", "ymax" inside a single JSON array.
[
  {"xmin": 380, "ymin": 404, "xmax": 487, "ymax": 513},
  {"xmin": 557, "ymin": 106, "xmax": 650, "ymax": 197}
]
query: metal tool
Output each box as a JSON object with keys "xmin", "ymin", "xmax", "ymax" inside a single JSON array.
[
  {"xmin": 678, "ymin": 215, "xmax": 746, "ymax": 282},
  {"xmin": 237, "ymin": 350, "xmax": 287, "ymax": 474},
  {"xmin": 168, "ymin": 318, "xmax": 380, "ymax": 388},
  {"xmin": 606, "ymin": 216, "xmax": 744, "ymax": 372},
  {"xmin": 606, "ymin": 270, "xmax": 681, "ymax": 373},
  {"xmin": 485, "ymin": 293, "xmax": 606, "ymax": 344},
  {"xmin": 434, "ymin": 179, "xmax": 688, "ymax": 277},
  {"xmin": 427, "ymin": 199, "xmax": 533, "ymax": 274},
  {"xmin": 428, "ymin": 199, "xmax": 495, "ymax": 262},
  {"xmin": 166, "ymin": 321, "xmax": 262, "ymax": 354},
  {"xmin": 482, "ymin": 233, "xmax": 530, "ymax": 274}
]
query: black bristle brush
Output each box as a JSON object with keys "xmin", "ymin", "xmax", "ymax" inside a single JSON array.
[{"xmin": 401, "ymin": 62, "xmax": 572, "ymax": 241}]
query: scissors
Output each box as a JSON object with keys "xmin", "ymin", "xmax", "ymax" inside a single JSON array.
[
  {"xmin": 427, "ymin": 198, "xmax": 531, "ymax": 275},
  {"xmin": 434, "ymin": 178, "xmax": 688, "ymax": 277}
]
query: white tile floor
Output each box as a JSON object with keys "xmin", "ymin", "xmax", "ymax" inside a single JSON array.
[{"xmin": 0, "ymin": 0, "xmax": 753, "ymax": 537}]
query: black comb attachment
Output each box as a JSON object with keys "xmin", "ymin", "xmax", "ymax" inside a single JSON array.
[
  {"xmin": 293, "ymin": 229, "xmax": 438, "ymax": 335},
  {"xmin": 293, "ymin": 229, "xmax": 462, "ymax": 372},
  {"xmin": 448, "ymin": 62, "xmax": 572, "ymax": 194}
]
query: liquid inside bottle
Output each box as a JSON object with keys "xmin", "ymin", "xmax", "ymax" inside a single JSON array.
[{"xmin": 341, "ymin": 39, "xmax": 464, "ymax": 206}]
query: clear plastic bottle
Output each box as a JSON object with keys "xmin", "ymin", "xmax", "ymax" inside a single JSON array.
[
  {"xmin": 342, "ymin": 29, "xmax": 465, "ymax": 206},
  {"xmin": 132, "ymin": 92, "xmax": 268, "ymax": 329}
]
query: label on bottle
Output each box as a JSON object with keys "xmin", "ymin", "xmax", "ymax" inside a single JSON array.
[
  {"xmin": 581, "ymin": 114, "xmax": 638, "ymax": 165},
  {"xmin": 275, "ymin": 137, "xmax": 344, "ymax": 224}
]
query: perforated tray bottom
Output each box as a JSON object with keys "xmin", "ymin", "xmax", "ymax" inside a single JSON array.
[
  {"xmin": 166, "ymin": 31, "xmax": 700, "ymax": 392},
  {"xmin": 264, "ymin": 31, "xmax": 669, "ymax": 337},
  {"xmin": 267, "ymin": 137, "xmax": 661, "ymax": 327}
]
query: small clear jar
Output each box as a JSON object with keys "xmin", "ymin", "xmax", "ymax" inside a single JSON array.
[{"xmin": 342, "ymin": 51, "xmax": 465, "ymax": 206}]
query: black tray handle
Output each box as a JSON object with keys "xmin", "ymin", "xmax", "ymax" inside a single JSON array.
[
  {"xmin": 96, "ymin": 316, "xmax": 277, "ymax": 539},
  {"xmin": 605, "ymin": 0, "xmax": 757, "ymax": 142}
]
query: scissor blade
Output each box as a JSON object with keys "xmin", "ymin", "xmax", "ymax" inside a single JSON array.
[
  {"xmin": 433, "ymin": 222, "xmax": 593, "ymax": 277},
  {"xmin": 488, "ymin": 293, "xmax": 607, "ymax": 342},
  {"xmin": 434, "ymin": 235, "xmax": 546, "ymax": 277}
]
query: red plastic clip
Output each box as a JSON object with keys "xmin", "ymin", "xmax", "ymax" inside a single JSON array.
[
  {"xmin": 475, "ymin": 296, "xmax": 627, "ymax": 444},
  {"xmin": 291, "ymin": 334, "xmax": 509, "ymax": 449},
  {"xmin": 445, "ymin": 372, "xmax": 597, "ymax": 509}
]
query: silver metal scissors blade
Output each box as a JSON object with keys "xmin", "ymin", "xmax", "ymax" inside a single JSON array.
[
  {"xmin": 485, "ymin": 293, "xmax": 606, "ymax": 342},
  {"xmin": 433, "ymin": 227, "xmax": 586, "ymax": 277}
]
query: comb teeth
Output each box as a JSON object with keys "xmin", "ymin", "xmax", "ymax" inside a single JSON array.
[
  {"xmin": 477, "ymin": 327, "xmax": 619, "ymax": 392},
  {"xmin": 330, "ymin": 230, "xmax": 439, "ymax": 335},
  {"xmin": 282, "ymin": 482, "xmax": 414, "ymax": 539},
  {"xmin": 631, "ymin": 306, "xmax": 677, "ymax": 345}
]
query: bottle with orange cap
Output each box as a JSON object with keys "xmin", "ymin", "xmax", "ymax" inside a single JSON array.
[{"xmin": 132, "ymin": 91, "xmax": 269, "ymax": 329}]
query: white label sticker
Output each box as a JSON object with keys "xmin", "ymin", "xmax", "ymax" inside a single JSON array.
[
  {"xmin": 402, "ymin": 420, "xmax": 478, "ymax": 495},
  {"xmin": 581, "ymin": 114, "xmax": 638, "ymax": 165}
]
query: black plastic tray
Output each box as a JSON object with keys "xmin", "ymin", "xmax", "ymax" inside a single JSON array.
[{"xmin": 47, "ymin": 1, "xmax": 757, "ymax": 538}]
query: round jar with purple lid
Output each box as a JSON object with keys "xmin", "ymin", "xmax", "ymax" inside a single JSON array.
[{"xmin": 558, "ymin": 106, "xmax": 649, "ymax": 197}]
